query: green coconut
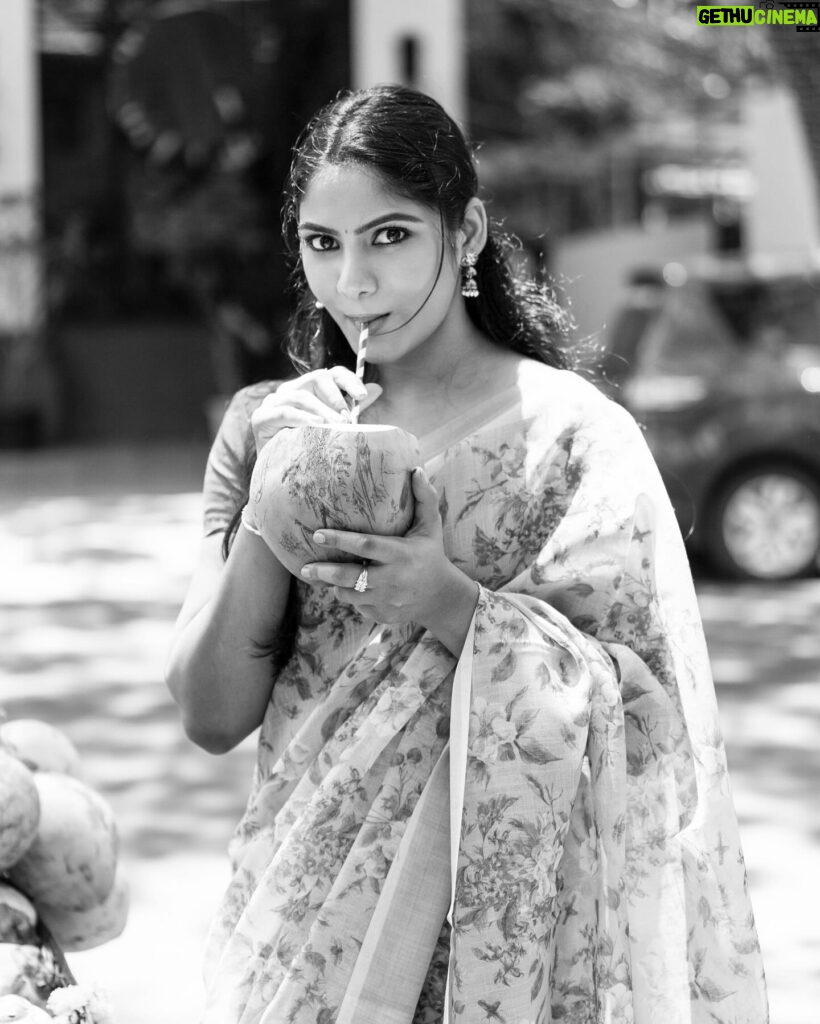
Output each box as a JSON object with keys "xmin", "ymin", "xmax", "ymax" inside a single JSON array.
[
  {"xmin": 9, "ymin": 773, "xmax": 118, "ymax": 914},
  {"xmin": 38, "ymin": 871, "xmax": 129, "ymax": 952},
  {"xmin": 249, "ymin": 423, "xmax": 420, "ymax": 577},
  {"xmin": 0, "ymin": 754, "xmax": 40, "ymax": 873},
  {"xmin": 0, "ymin": 720, "xmax": 81, "ymax": 778}
]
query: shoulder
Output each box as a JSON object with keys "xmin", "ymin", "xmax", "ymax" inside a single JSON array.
[
  {"xmin": 513, "ymin": 360, "xmax": 650, "ymax": 468},
  {"xmin": 202, "ymin": 380, "xmax": 281, "ymax": 536},
  {"xmin": 513, "ymin": 361, "xmax": 663, "ymax": 490},
  {"xmin": 221, "ymin": 379, "xmax": 282, "ymax": 432},
  {"xmin": 517, "ymin": 359, "xmax": 633, "ymax": 427}
]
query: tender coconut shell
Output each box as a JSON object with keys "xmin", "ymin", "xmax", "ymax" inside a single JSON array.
[
  {"xmin": 39, "ymin": 871, "xmax": 129, "ymax": 952},
  {"xmin": 9, "ymin": 774, "xmax": 118, "ymax": 913},
  {"xmin": 0, "ymin": 994, "xmax": 53, "ymax": 1023},
  {"xmin": 0, "ymin": 887, "xmax": 37, "ymax": 947},
  {"xmin": 250, "ymin": 423, "xmax": 419, "ymax": 576},
  {"xmin": 0, "ymin": 754, "xmax": 40, "ymax": 872},
  {"xmin": 0, "ymin": 720, "xmax": 81, "ymax": 778}
]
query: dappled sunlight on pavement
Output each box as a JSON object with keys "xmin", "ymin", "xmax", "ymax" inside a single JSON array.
[
  {"xmin": 1, "ymin": 445, "xmax": 256, "ymax": 1024},
  {"xmin": 699, "ymin": 580, "xmax": 820, "ymax": 1024},
  {"xmin": 1, "ymin": 445, "xmax": 818, "ymax": 1023}
]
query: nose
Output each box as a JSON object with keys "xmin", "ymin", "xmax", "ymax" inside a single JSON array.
[{"xmin": 336, "ymin": 249, "xmax": 376, "ymax": 301}]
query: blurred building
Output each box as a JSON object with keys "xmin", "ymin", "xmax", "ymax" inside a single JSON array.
[
  {"xmin": 1, "ymin": 0, "xmax": 817, "ymax": 445},
  {"xmin": 351, "ymin": 0, "xmax": 465, "ymax": 124},
  {"xmin": 550, "ymin": 83, "xmax": 820, "ymax": 347},
  {"xmin": 7, "ymin": 0, "xmax": 468, "ymax": 446},
  {"xmin": 0, "ymin": 0, "xmax": 53, "ymax": 447}
]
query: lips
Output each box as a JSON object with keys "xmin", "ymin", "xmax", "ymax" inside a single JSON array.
[{"xmin": 349, "ymin": 314, "xmax": 387, "ymax": 332}]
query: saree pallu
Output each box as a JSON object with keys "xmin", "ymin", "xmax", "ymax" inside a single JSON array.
[{"xmin": 201, "ymin": 371, "xmax": 769, "ymax": 1024}]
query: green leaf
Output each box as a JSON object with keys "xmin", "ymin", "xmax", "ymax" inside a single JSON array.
[
  {"xmin": 515, "ymin": 708, "xmax": 540, "ymax": 736},
  {"xmin": 492, "ymin": 649, "xmax": 517, "ymax": 683},
  {"xmin": 697, "ymin": 977, "xmax": 734, "ymax": 1002},
  {"xmin": 501, "ymin": 900, "xmax": 519, "ymax": 941},
  {"xmin": 732, "ymin": 936, "xmax": 760, "ymax": 956},
  {"xmin": 531, "ymin": 962, "xmax": 545, "ymax": 1000},
  {"xmin": 620, "ymin": 676, "xmax": 651, "ymax": 705},
  {"xmin": 438, "ymin": 488, "xmax": 449, "ymax": 524},
  {"xmin": 294, "ymin": 676, "xmax": 312, "ymax": 701},
  {"xmin": 505, "ymin": 686, "xmax": 528, "ymax": 721},
  {"xmin": 457, "ymin": 906, "xmax": 482, "ymax": 928},
  {"xmin": 517, "ymin": 738, "xmax": 562, "ymax": 765},
  {"xmin": 567, "ymin": 582, "xmax": 595, "ymax": 598},
  {"xmin": 606, "ymin": 886, "xmax": 621, "ymax": 910}
]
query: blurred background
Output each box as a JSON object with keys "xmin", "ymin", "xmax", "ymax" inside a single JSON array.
[{"xmin": 1, "ymin": 0, "xmax": 819, "ymax": 1021}]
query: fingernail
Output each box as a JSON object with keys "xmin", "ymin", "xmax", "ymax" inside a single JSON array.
[
  {"xmin": 314, "ymin": 532, "xmax": 326, "ymax": 544},
  {"xmin": 300, "ymin": 566, "xmax": 311, "ymax": 578}
]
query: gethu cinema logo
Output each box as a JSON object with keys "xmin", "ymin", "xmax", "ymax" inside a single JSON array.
[{"xmin": 697, "ymin": 4, "xmax": 819, "ymax": 26}]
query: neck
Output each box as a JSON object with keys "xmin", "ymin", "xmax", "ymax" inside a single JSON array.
[{"xmin": 375, "ymin": 306, "xmax": 496, "ymax": 405}]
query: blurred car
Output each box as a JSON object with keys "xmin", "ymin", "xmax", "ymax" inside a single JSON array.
[{"xmin": 600, "ymin": 256, "xmax": 820, "ymax": 581}]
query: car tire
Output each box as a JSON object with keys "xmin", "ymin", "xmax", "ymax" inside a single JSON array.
[{"xmin": 705, "ymin": 464, "xmax": 820, "ymax": 581}]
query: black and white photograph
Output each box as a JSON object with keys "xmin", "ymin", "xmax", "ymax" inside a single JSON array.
[{"xmin": 1, "ymin": 2, "xmax": 818, "ymax": 1022}]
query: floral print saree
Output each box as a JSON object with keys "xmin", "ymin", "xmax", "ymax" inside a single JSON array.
[{"xmin": 199, "ymin": 370, "xmax": 768, "ymax": 1024}]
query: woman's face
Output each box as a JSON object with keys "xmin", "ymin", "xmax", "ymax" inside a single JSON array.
[{"xmin": 297, "ymin": 163, "xmax": 463, "ymax": 367}]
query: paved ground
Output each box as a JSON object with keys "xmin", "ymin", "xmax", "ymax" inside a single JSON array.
[{"xmin": 1, "ymin": 443, "xmax": 817, "ymax": 1023}]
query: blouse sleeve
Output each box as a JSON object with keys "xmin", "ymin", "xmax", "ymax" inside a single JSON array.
[{"xmin": 202, "ymin": 381, "xmax": 279, "ymax": 538}]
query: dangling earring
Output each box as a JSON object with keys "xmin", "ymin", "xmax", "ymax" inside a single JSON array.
[
  {"xmin": 314, "ymin": 299, "xmax": 324, "ymax": 310},
  {"xmin": 461, "ymin": 252, "xmax": 479, "ymax": 298}
]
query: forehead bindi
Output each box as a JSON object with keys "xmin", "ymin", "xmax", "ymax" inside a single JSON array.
[{"xmin": 299, "ymin": 164, "xmax": 427, "ymax": 235}]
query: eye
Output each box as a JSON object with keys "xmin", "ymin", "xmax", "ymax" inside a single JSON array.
[
  {"xmin": 302, "ymin": 234, "xmax": 338, "ymax": 252},
  {"xmin": 373, "ymin": 226, "xmax": 409, "ymax": 246}
]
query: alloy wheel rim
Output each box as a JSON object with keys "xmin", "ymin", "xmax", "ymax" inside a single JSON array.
[{"xmin": 722, "ymin": 473, "xmax": 820, "ymax": 578}]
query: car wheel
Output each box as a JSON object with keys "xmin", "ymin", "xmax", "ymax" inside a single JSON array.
[{"xmin": 705, "ymin": 465, "xmax": 820, "ymax": 580}]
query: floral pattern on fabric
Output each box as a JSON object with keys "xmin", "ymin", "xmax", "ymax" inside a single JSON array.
[{"xmin": 200, "ymin": 369, "xmax": 768, "ymax": 1024}]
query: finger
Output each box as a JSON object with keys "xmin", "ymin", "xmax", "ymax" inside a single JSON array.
[
  {"xmin": 326, "ymin": 365, "xmax": 369, "ymax": 402},
  {"xmin": 310, "ymin": 368, "xmax": 356, "ymax": 418},
  {"xmin": 300, "ymin": 560, "xmax": 373, "ymax": 589},
  {"xmin": 254, "ymin": 390, "xmax": 348, "ymax": 430},
  {"xmin": 409, "ymin": 467, "xmax": 442, "ymax": 534},
  {"xmin": 311, "ymin": 528, "xmax": 401, "ymax": 563}
]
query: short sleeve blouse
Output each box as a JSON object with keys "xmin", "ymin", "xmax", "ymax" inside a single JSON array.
[{"xmin": 202, "ymin": 380, "xmax": 279, "ymax": 537}]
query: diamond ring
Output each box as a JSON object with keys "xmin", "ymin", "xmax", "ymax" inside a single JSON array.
[{"xmin": 353, "ymin": 566, "xmax": 369, "ymax": 593}]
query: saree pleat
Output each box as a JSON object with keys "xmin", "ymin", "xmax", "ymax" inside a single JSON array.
[{"xmin": 201, "ymin": 369, "xmax": 768, "ymax": 1024}]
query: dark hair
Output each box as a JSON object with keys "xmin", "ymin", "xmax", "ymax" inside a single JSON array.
[{"xmin": 281, "ymin": 84, "xmax": 572, "ymax": 374}]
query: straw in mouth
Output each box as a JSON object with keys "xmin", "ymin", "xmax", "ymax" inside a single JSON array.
[{"xmin": 350, "ymin": 323, "xmax": 369, "ymax": 424}]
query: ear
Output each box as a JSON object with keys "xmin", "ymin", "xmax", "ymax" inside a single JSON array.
[{"xmin": 457, "ymin": 197, "xmax": 488, "ymax": 258}]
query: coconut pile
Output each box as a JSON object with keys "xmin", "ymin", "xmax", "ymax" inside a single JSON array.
[{"xmin": 0, "ymin": 716, "xmax": 126, "ymax": 1023}]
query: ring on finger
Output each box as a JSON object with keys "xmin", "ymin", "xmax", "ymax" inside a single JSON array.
[{"xmin": 353, "ymin": 564, "xmax": 369, "ymax": 593}]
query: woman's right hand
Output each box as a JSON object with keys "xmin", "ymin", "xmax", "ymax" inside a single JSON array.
[{"xmin": 250, "ymin": 367, "xmax": 383, "ymax": 452}]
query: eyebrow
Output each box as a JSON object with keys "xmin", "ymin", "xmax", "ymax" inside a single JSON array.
[{"xmin": 298, "ymin": 213, "xmax": 424, "ymax": 236}]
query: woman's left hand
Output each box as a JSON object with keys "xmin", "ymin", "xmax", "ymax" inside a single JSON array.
[{"xmin": 300, "ymin": 468, "xmax": 479, "ymax": 656}]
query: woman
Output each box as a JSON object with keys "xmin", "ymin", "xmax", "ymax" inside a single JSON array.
[{"xmin": 166, "ymin": 85, "xmax": 768, "ymax": 1024}]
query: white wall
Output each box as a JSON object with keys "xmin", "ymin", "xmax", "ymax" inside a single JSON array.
[
  {"xmin": 553, "ymin": 218, "xmax": 713, "ymax": 345},
  {"xmin": 0, "ymin": 0, "xmax": 43, "ymax": 333},
  {"xmin": 0, "ymin": 0, "xmax": 40, "ymax": 197},
  {"xmin": 743, "ymin": 83, "xmax": 820, "ymax": 258},
  {"xmin": 351, "ymin": 0, "xmax": 466, "ymax": 126}
]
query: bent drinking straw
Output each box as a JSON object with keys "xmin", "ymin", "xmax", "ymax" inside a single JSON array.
[{"xmin": 350, "ymin": 323, "xmax": 369, "ymax": 424}]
